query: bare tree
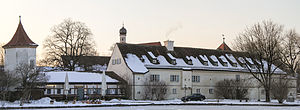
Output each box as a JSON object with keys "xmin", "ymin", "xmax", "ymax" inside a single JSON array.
[
  {"xmin": 0, "ymin": 71, "xmax": 19, "ymax": 102},
  {"xmin": 279, "ymin": 30, "xmax": 300, "ymax": 92},
  {"xmin": 16, "ymin": 64, "xmax": 48, "ymax": 105},
  {"xmin": 234, "ymin": 20, "xmax": 284, "ymax": 102},
  {"xmin": 43, "ymin": 18, "xmax": 98, "ymax": 70},
  {"xmin": 142, "ymin": 79, "xmax": 167, "ymax": 100},
  {"xmin": 280, "ymin": 29, "xmax": 300, "ymax": 76},
  {"xmin": 109, "ymin": 43, "xmax": 116, "ymax": 52},
  {"xmin": 270, "ymin": 75, "xmax": 290, "ymax": 103},
  {"xmin": 0, "ymin": 43, "xmax": 4, "ymax": 65},
  {"xmin": 215, "ymin": 78, "xmax": 250, "ymax": 99}
]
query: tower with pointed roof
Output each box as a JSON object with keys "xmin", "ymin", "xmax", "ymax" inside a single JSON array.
[
  {"xmin": 119, "ymin": 23, "xmax": 127, "ymax": 43},
  {"xmin": 2, "ymin": 16, "xmax": 38, "ymax": 72}
]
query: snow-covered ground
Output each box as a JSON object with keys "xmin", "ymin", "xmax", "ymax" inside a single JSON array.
[
  {"xmin": 1, "ymin": 98, "xmax": 300, "ymax": 109},
  {"xmin": 16, "ymin": 105, "xmax": 300, "ymax": 110}
]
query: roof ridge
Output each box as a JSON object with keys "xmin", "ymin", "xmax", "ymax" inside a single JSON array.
[{"xmin": 117, "ymin": 42, "xmax": 241, "ymax": 54}]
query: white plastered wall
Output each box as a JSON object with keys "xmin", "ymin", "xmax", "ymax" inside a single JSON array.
[
  {"xmin": 107, "ymin": 45, "xmax": 133, "ymax": 84},
  {"xmin": 132, "ymin": 68, "xmax": 297, "ymax": 100},
  {"xmin": 107, "ymin": 45, "xmax": 134, "ymax": 98},
  {"xmin": 4, "ymin": 47, "xmax": 36, "ymax": 73}
]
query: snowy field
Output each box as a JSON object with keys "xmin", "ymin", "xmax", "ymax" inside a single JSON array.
[
  {"xmin": 1, "ymin": 98, "xmax": 300, "ymax": 109},
  {"xmin": 16, "ymin": 105, "xmax": 300, "ymax": 110}
]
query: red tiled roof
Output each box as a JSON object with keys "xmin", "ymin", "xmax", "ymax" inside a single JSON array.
[
  {"xmin": 3, "ymin": 21, "xmax": 38, "ymax": 48},
  {"xmin": 138, "ymin": 42, "xmax": 162, "ymax": 46},
  {"xmin": 217, "ymin": 42, "xmax": 232, "ymax": 51}
]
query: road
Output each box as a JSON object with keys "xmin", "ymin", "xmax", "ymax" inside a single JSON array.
[{"xmin": 17, "ymin": 105, "xmax": 300, "ymax": 110}]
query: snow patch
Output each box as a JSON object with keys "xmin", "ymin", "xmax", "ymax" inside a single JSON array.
[
  {"xmin": 199, "ymin": 55, "xmax": 208, "ymax": 61},
  {"xmin": 167, "ymin": 53, "xmax": 176, "ymax": 59},
  {"xmin": 45, "ymin": 71, "xmax": 118, "ymax": 83},
  {"xmin": 226, "ymin": 54, "xmax": 238, "ymax": 63},
  {"xmin": 147, "ymin": 52, "xmax": 156, "ymax": 58},
  {"xmin": 246, "ymin": 58, "xmax": 254, "ymax": 64},
  {"xmin": 219, "ymin": 55, "xmax": 228, "ymax": 63},
  {"xmin": 126, "ymin": 54, "xmax": 149, "ymax": 73},
  {"xmin": 186, "ymin": 56, "xmax": 191, "ymax": 60},
  {"xmin": 238, "ymin": 57, "xmax": 246, "ymax": 63}
]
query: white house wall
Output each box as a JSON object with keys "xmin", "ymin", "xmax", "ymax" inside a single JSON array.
[
  {"xmin": 132, "ymin": 68, "xmax": 296, "ymax": 100},
  {"xmin": 4, "ymin": 47, "xmax": 36, "ymax": 73},
  {"xmin": 107, "ymin": 45, "xmax": 135, "ymax": 98},
  {"xmin": 107, "ymin": 45, "xmax": 133, "ymax": 83}
]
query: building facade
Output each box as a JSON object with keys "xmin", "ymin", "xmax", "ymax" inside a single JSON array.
[{"xmin": 107, "ymin": 40, "xmax": 297, "ymax": 100}]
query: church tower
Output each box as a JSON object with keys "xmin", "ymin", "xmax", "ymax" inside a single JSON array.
[
  {"xmin": 2, "ymin": 16, "xmax": 38, "ymax": 72},
  {"xmin": 119, "ymin": 24, "xmax": 127, "ymax": 43}
]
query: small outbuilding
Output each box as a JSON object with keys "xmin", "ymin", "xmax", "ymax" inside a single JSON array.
[{"xmin": 42, "ymin": 71, "xmax": 127, "ymax": 100}]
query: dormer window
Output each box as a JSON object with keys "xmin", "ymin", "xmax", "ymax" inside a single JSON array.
[
  {"xmin": 250, "ymin": 64, "xmax": 255, "ymax": 68},
  {"xmin": 203, "ymin": 61, "xmax": 208, "ymax": 66},
  {"xmin": 187, "ymin": 60, "xmax": 193, "ymax": 65},
  {"xmin": 140, "ymin": 57, "xmax": 145, "ymax": 62},
  {"xmin": 212, "ymin": 62, "xmax": 218, "ymax": 66},
  {"xmin": 153, "ymin": 59, "xmax": 157, "ymax": 63},
  {"xmin": 152, "ymin": 59, "xmax": 158, "ymax": 64},
  {"xmin": 210, "ymin": 55, "xmax": 219, "ymax": 66},
  {"xmin": 223, "ymin": 62, "xmax": 228, "ymax": 67},
  {"xmin": 232, "ymin": 63, "xmax": 237, "ymax": 67},
  {"xmin": 219, "ymin": 56, "xmax": 228, "ymax": 67},
  {"xmin": 172, "ymin": 59, "xmax": 177, "ymax": 65},
  {"xmin": 241, "ymin": 63, "xmax": 247, "ymax": 68}
]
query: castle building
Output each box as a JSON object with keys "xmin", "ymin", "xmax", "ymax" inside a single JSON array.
[
  {"xmin": 107, "ymin": 29, "xmax": 297, "ymax": 100},
  {"xmin": 2, "ymin": 16, "xmax": 38, "ymax": 73}
]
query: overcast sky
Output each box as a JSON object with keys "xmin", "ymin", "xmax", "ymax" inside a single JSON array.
[{"xmin": 1, "ymin": 0, "xmax": 299, "ymax": 59}]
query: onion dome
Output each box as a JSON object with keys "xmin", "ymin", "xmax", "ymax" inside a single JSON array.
[{"xmin": 119, "ymin": 26, "xmax": 127, "ymax": 35}]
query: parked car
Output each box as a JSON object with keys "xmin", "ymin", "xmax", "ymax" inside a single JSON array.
[{"xmin": 181, "ymin": 93, "xmax": 206, "ymax": 101}]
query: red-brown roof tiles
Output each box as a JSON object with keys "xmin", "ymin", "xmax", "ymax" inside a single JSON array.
[
  {"xmin": 3, "ymin": 21, "xmax": 38, "ymax": 48},
  {"xmin": 217, "ymin": 42, "xmax": 232, "ymax": 51},
  {"xmin": 138, "ymin": 42, "xmax": 162, "ymax": 46}
]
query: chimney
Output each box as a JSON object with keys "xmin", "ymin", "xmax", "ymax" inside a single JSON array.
[{"xmin": 164, "ymin": 40, "xmax": 174, "ymax": 51}]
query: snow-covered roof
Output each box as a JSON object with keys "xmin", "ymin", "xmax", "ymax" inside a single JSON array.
[
  {"xmin": 147, "ymin": 52, "xmax": 156, "ymax": 58},
  {"xmin": 45, "ymin": 71, "xmax": 118, "ymax": 83},
  {"xmin": 125, "ymin": 54, "xmax": 149, "ymax": 73},
  {"xmin": 199, "ymin": 55, "xmax": 209, "ymax": 61},
  {"xmin": 186, "ymin": 56, "xmax": 191, "ymax": 60},
  {"xmin": 219, "ymin": 55, "xmax": 228, "ymax": 63},
  {"xmin": 238, "ymin": 57, "xmax": 246, "ymax": 63},
  {"xmin": 116, "ymin": 43, "xmax": 285, "ymax": 74},
  {"xmin": 167, "ymin": 53, "xmax": 176, "ymax": 60},
  {"xmin": 225, "ymin": 54, "xmax": 238, "ymax": 63},
  {"xmin": 210, "ymin": 55, "xmax": 218, "ymax": 62},
  {"xmin": 246, "ymin": 58, "xmax": 254, "ymax": 64}
]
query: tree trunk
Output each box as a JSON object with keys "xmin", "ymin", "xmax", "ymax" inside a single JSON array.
[{"xmin": 265, "ymin": 88, "xmax": 271, "ymax": 102}]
